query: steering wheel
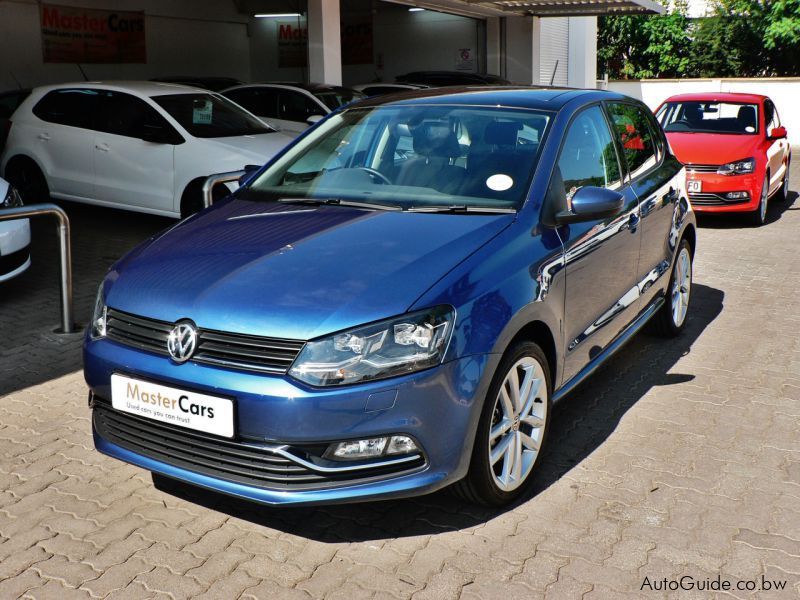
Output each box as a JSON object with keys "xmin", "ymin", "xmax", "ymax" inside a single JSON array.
[{"xmin": 357, "ymin": 167, "xmax": 392, "ymax": 185}]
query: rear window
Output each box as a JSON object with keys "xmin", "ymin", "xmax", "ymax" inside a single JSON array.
[{"xmin": 32, "ymin": 89, "xmax": 98, "ymax": 129}]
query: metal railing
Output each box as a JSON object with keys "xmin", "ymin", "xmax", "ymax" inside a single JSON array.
[
  {"xmin": 202, "ymin": 171, "xmax": 246, "ymax": 209},
  {"xmin": 0, "ymin": 203, "xmax": 74, "ymax": 333}
]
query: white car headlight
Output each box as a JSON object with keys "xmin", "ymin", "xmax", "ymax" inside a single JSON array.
[
  {"xmin": 289, "ymin": 306, "xmax": 455, "ymax": 386},
  {"xmin": 91, "ymin": 283, "xmax": 107, "ymax": 339},
  {"xmin": 1, "ymin": 185, "xmax": 23, "ymax": 208},
  {"xmin": 717, "ymin": 157, "xmax": 755, "ymax": 176}
]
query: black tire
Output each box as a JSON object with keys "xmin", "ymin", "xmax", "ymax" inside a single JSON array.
[
  {"xmin": 749, "ymin": 174, "xmax": 769, "ymax": 226},
  {"xmin": 453, "ymin": 341, "xmax": 552, "ymax": 507},
  {"xmin": 180, "ymin": 179, "xmax": 229, "ymax": 219},
  {"xmin": 5, "ymin": 157, "xmax": 49, "ymax": 203},
  {"xmin": 651, "ymin": 239, "xmax": 693, "ymax": 338}
]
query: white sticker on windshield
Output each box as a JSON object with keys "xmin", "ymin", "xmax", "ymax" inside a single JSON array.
[
  {"xmin": 745, "ymin": 126, "xmax": 755, "ymax": 133},
  {"xmin": 486, "ymin": 174, "xmax": 513, "ymax": 191},
  {"xmin": 192, "ymin": 100, "xmax": 213, "ymax": 125}
]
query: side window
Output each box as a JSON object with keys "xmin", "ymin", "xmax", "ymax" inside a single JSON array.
[
  {"xmin": 556, "ymin": 105, "xmax": 621, "ymax": 206},
  {"xmin": 96, "ymin": 91, "xmax": 172, "ymax": 138},
  {"xmin": 32, "ymin": 89, "xmax": 98, "ymax": 129},
  {"xmin": 279, "ymin": 91, "xmax": 322, "ymax": 122},
  {"xmin": 227, "ymin": 89, "xmax": 278, "ymax": 119},
  {"xmin": 606, "ymin": 103, "xmax": 658, "ymax": 179},
  {"xmin": 765, "ymin": 100, "xmax": 780, "ymax": 131}
]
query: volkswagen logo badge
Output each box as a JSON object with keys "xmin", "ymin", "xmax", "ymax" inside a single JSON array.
[{"xmin": 167, "ymin": 321, "xmax": 198, "ymax": 363}]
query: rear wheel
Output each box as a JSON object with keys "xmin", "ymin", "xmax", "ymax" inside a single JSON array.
[
  {"xmin": 5, "ymin": 158, "xmax": 49, "ymax": 203},
  {"xmin": 454, "ymin": 341, "xmax": 551, "ymax": 507},
  {"xmin": 749, "ymin": 174, "xmax": 769, "ymax": 226},
  {"xmin": 651, "ymin": 239, "xmax": 692, "ymax": 337}
]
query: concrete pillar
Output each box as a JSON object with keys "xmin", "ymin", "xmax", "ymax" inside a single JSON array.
[
  {"xmin": 486, "ymin": 17, "xmax": 501, "ymax": 76},
  {"xmin": 567, "ymin": 16, "xmax": 597, "ymax": 89},
  {"xmin": 503, "ymin": 16, "xmax": 541, "ymax": 85},
  {"xmin": 307, "ymin": 0, "xmax": 341, "ymax": 85}
]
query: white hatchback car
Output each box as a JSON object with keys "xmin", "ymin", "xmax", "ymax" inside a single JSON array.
[
  {"xmin": 1, "ymin": 82, "xmax": 294, "ymax": 218},
  {"xmin": 0, "ymin": 177, "xmax": 31, "ymax": 283},
  {"xmin": 222, "ymin": 83, "xmax": 365, "ymax": 137}
]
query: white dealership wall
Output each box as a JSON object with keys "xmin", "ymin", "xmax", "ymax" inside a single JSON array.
[
  {"xmin": 609, "ymin": 78, "xmax": 800, "ymax": 145},
  {"xmin": 249, "ymin": 4, "xmax": 482, "ymax": 86},
  {"xmin": 0, "ymin": 0, "xmax": 250, "ymax": 91}
]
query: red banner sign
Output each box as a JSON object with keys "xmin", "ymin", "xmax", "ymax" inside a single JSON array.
[{"xmin": 40, "ymin": 3, "xmax": 146, "ymax": 64}]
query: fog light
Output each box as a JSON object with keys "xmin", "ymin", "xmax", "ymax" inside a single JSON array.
[
  {"xmin": 327, "ymin": 435, "xmax": 419, "ymax": 460},
  {"xmin": 725, "ymin": 191, "xmax": 749, "ymax": 200}
]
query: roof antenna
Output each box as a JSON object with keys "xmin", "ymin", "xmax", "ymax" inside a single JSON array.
[
  {"xmin": 9, "ymin": 71, "xmax": 22, "ymax": 90},
  {"xmin": 76, "ymin": 64, "xmax": 89, "ymax": 81},
  {"xmin": 549, "ymin": 60, "xmax": 559, "ymax": 86}
]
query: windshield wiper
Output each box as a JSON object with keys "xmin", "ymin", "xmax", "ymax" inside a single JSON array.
[
  {"xmin": 277, "ymin": 197, "xmax": 401, "ymax": 211},
  {"xmin": 405, "ymin": 205, "xmax": 517, "ymax": 214}
]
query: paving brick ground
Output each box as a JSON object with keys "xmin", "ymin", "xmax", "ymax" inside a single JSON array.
[{"xmin": 1, "ymin": 160, "xmax": 799, "ymax": 599}]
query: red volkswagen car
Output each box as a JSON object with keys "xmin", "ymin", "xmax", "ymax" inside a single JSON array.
[{"xmin": 656, "ymin": 93, "xmax": 791, "ymax": 225}]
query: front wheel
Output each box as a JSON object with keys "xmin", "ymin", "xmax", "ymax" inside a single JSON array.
[
  {"xmin": 749, "ymin": 174, "xmax": 769, "ymax": 226},
  {"xmin": 776, "ymin": 156, "xmax": 791, "ymax": 201},
  {"xmin": 454, "ymin": 341, "xmax": 552, "ymax": 507},
  {"xmin": 651, "ymin": 239, "xmax": 692, "ymax": 337}
]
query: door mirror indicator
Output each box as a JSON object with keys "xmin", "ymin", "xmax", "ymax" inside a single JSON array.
[
  {"xmin": 556, "ymin": 187, "xmax": 625, "ymax": 224},
  {"xmin": 306, "ymin": 114, "xmax": 324, "ymax": 126},
  {"xmin": 769, "ymin": 126, "xmax": 787, "ymax": 140}
]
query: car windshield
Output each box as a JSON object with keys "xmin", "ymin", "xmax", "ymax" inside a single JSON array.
[
  {"xmin": 658, "ymin": 101, "xmax": 759, "ymax": 135},
  {"xmin": 245, "ymin": 104, "xmax": 552, "ymax": 211},
  {"xmin": 152, "ymin": 93, "xmax": 273, "ymax": 138},
  {"xmin": 314, "ymin": 89, "xmax": 366, "ymax": 110}
]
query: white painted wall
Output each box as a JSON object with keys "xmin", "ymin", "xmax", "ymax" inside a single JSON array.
[
  {"xmin": 609, "ymin": 78, "xmax": 800, "ymax": 145},
  {"xmin": 0, "ymin": 0, "xmax": 250, "ymax": 90}
]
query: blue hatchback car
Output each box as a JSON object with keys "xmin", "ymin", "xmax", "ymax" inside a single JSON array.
[{"xmin": 85, "ymin": 87, "xmax": 696, "ymax": 507}]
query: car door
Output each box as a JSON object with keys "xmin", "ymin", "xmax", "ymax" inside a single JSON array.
[
  {"xmin": 29, "ymin": 88, "xmax": 98, "ymax": 199},
  {"xmin": 555, "ymin": 105, "xmax": 642, "ymax": 383},
  {"xmin": 92, "ymin": 91, "xmax": 175, "ymax": 212},
  {"xmin": 605, "ymin": 101, "xmax": 682, "ymax": 310},
  {"xmin": 277, "ymin": 90, "xmax": 326, "ymax": 135},
  {"xmin": 764, "ymin": 99, "xmax": 789, "ymax": 195}
]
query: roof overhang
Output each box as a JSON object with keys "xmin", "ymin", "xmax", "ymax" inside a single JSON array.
[{"xmin": 387, "ymin": 0, "xmax": 665, "ymax": 18}]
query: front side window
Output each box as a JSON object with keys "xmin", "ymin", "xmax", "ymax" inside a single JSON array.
[
  {"xmin": 606, "ymin": 103, "xmax": 658, "ymax": 179},
  {"xmin": 152, "ymin": 93, "xmax": 273, "ymax": 138},
  {"xmin": 224, "ymin": 88, "xmax": 279, "ymax": 119},
  {"xmin": 659, "ymin": 101, "xmax": 759, "ymax": 135},
  {"xmin": 32, "ymin": 89, "xmax": 98, "ymax": 129},
  {"xmin": 279, "ymin": 91, "xmax": 324, "ymax": 121},
  {"xmin": 765, "ymin": 100, "xmax": 780, "ymax": 132},
  {"xmin": 556, "ymin": 105, "xmax": 621, "ymax": 207},
  {"xmin": 314, "ymin": 89, "xmax": 366, "ymax": 111},
  {"xmin": 246, "ymin": 104, "xmax": 553, "ymax": 210}
]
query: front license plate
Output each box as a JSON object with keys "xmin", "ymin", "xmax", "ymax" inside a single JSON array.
[
  {"xmin": 111, "ymin": 374, "xmax": 234, "ymax": 438},
  {"xmin": 687, "ymin": 180, "xmax": 702, "ymax": 193}
]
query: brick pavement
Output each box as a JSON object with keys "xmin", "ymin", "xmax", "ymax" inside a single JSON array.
[{"xmin": 1, "ymin": 163, "xmax": 799, "ymax": 599}]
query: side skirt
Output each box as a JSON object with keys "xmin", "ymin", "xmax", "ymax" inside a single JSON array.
[{"xmin": 553, "ymin": 296, "xmax": 665, "ymax": 404}]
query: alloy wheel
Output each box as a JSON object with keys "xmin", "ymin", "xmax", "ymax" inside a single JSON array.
[
  {"xmin": 488, "ymin": 356, "xmax": 548, "ymax": 492},
  {"xmin": 760, "ymin": 178, "xmax": 768, "ymax": 223},
  {"xmin": 671, "ymin": 247, "xmax": 692, "ymax": 328}
]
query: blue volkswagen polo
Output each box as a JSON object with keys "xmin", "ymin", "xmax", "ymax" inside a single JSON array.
[{"xmin": 85, "ymin": 87, "xmax": 695, "ymax": 507}]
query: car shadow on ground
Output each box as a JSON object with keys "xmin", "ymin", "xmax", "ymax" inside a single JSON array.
[
  {"xmin": 695, "ymin": 190, "xmax": 797, "ymax": 229},
  {"xmin": 154, "ymin": 283, "xmax": 725, "ymax": 542}
]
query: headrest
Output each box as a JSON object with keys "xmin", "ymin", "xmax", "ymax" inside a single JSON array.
[
  {"xmin": 683, "ymin": 104, "xmax": 702, "ymax": 122},
  {"xmin": 412, "ymin": 122, "xmax": 460, "ymax": 158},
  {"xmin": 737, "ymin": 105, "xmax": 756, "ymax": 126},
  {"xmin": 485, "ymin": 121, "xmax": 522, "ymax": 146}
]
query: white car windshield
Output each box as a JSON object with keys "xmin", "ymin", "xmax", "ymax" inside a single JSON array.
[
  {"xmin": 153, "ymin": 93, "xmax": 274, "ymax": 138},
  {"xmin": 247, "ymin": 104, "xmax": 552, "ymax": 211},
  {"xmin": 659, "ymin": 101, "xmax": 759, "ymax": 135}
]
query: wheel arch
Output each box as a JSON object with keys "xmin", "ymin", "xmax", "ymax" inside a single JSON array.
[
  {"xmin": 3, "ymin": 153, "xmax": 47, "ymax": 181},
  {"xmin": 504, "ymin": 320, "xmax": 558, "ymax": 389}
]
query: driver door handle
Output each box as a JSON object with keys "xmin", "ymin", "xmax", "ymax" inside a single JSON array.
[
  {"xmin": 95, "ymin": 143, "xmax": 110, "ymax": 152},
  {"xmin": 37, "ymin": 133, "xmax": 50, "ymax": 141}
]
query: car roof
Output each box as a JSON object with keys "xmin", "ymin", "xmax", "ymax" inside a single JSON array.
[
  {"xmin": 229, "ymin": 82, "xmax": 357, "ymax": 93},
  {"xmin": 351, "ymin": 86, "xmax": 631, "ymax": 112},
  {"xmin": 663, "ymin": 92, "xmax": 768, "ymax": 104},
  {"xmin": 30, "ymin": 81, "xmax": 208, "ymax": 97}
]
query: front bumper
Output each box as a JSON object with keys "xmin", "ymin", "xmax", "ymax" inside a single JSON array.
[
  {"xmin": 686, "ymin": 172, "xmax": 761, "ymax": 213},
  {"xmin": 85, "ymin": 337, "xmax": 496, "ymax": 505}
]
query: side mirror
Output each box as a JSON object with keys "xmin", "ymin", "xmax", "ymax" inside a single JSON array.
[
  {"xmin": 238, "ymin": 164, "xmax": 261, "ymax": 186},
  {"xmin": 141, "ymin": 125, "xmax": 183, "ymax": 145},
  {"xmin": 556, "ymin": 186, "xmax": 624, "ymax": 224},
  {"xmin": 306, "ymin": 114, "xmax": 324, "ymax": 126},
  {"xmin": 769, "ymin": 126, "xmax": 787, "ymax": 140}
]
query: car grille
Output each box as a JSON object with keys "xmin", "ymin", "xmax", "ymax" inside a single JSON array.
[
  {"xmin": 689, "ymin": 192, "xmax": 748, "ymax": 206},
  {"xmin": 105, "ymin": 308, "xmax": 305, "ymax": 374},
  {"xmin": 685, "ymin": 163, "xmax": 720, "ymax": 173},
  {"xmin": 92, "ymin": 397, "xmax": 425, "ymax": 491}
]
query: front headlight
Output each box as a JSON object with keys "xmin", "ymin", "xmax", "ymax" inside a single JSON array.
[
  {"xmin": 1, "ymin": 185, "xmax": 23, "ymax": 208},
  {"xmin": 717, "ymin": 157, "xmax": 755, "ymax": 176},
  {"xmin": 289, "ymin": 306, "xmax": 455, "ymax": 386},
  {"xmin": 91, "ymin": 283, "xmax": 107, "ymax": 339}
]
